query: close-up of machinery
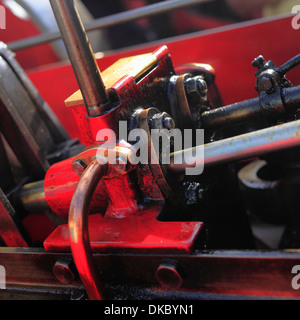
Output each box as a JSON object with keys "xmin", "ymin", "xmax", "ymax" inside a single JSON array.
[{"xmin": 0, "ymin": 0, "xmax": 300, "ymax": 300}]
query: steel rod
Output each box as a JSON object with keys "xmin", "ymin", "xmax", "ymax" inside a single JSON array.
[
  {"xmin": 169, "ymin": 119, "xmax": 300, "ymax": 172},
  {"xmin": 201, "ymin": 85, "xmax": 300, "ymax": 129},
  {"xmin": 19, "ymin": 181, "xmax": 49, "ymax": 213},
  {"xmin": 49, "ymin": 0, "xmax": 109, "ymax": 117},
  {"xmin": 8, "ymin": 0, "xmax": 214, "ymax": 51}
]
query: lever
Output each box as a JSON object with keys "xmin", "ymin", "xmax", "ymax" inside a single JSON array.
[{"xmin": 50, "ymin": 0, "xmax": 110, "ymax": 117}]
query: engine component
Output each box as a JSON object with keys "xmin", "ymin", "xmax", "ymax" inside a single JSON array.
[{"xmin": 1, "ymin": 0, "xmax": 300, "ymax": 301}]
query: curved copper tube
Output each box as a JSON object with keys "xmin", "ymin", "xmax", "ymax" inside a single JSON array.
[{"xmin": 69, "ymin": 160, "xmax": 108, "ymax": 300}]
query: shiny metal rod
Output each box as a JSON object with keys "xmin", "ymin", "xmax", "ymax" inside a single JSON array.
[
  {"xmin": 9, "ymin": 0, "xmax": 214, "ymax": 51},
  {"xmin": 19, "ymin": 181, "xmax": 49, "ymax": 213},
  {"xmin": 50, "ymin": 0, "xmax": 109, "ymax": 117},
  {"xmin": 169, "ymin": 119, "xmax": 300, "ymax": 172}
]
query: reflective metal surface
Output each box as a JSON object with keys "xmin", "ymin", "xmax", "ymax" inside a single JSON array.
[
  {"xmin": 68, "ymin": 160, "xmax": 108, "ymax": 300},
  {"xmin": 50, "ymin": 0, "xmax": 109, "ymax": 117},
  {"xmin": 170, "ymin": 119, "xmax": 300, "ymax": 172}
]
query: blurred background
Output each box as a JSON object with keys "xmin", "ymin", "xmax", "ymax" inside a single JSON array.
[
  {"xmin": 0, "ymin": 0, "xmax": 298, "ymax": 70},
  {"xmin": 80, "ymin": 0, "xmax": 299, "ymax": 49}
]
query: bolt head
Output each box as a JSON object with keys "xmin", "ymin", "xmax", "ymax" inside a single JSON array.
[
  {"xmin": 72, "ymin": 159, "xmax": 87, "ymax": 175},
  {"xmin": 185, "ymin": 76, "xmax": 208, "ymax": 97},
  {"xmin": 257, "ymin": 75, "xmax": 273, "ymax": 92},
  {"xmin": 53, "ymin": 259, "xmax": 77, "ymax": 285},
  {"xmin": 252, "ymin": 55, "xmax": 265, "ymax": 69},
  {"xmin": 155, "ymin": 261, "xmax": 183, "ymax": 290}
]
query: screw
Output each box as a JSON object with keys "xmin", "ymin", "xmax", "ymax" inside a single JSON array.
[
  {"xmin": 53, "ymin": 258, "xmax": 77, "ymax": 285},
  {"xmin": 257, "ymin": 75, "xmax": 273, "ymax": 92},
  {"xmin": 252, "ymin": 55, "xmax": 265, "ymax": 69},
  {"xmin": 72, "ymin": 159, "xmax": 87, "ymax": 175},
  {"xmin": 185, "ymin": 76, "xmax": 208, "ymax": 97},
  {"xmin": 155, "ymin": 261, "xmax": 184, "ymax": 290}
]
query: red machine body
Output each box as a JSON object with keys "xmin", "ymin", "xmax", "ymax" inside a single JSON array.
[
  {"xmin": 2, "ymin": 10, "xmax": 300, "ymax": 300},
  {"xmin": 24, "ymin": 15, "xmax": 300, "ymax": 141},
  {"xmin": 42, "ymin": 45, "xmax": 203, "ymax": 254},
  {"xmin": 20, "ymin": 15, "xmax": 300, "ymax": 247}
]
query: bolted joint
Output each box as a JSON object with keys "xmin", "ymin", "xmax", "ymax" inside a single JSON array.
[
  {"xmin": 256, "ymin": 69, "xmax": 281, "ymax": 94},
  {"xmin": 252, "ymin": 55, "xmax": 278, "ymax": 77},
  {"xmin": 155, "ymin": 260, "xmax": 184, "ymax": 290},
  {"xmin": 53, "ymin": 258, "xmax": 77, "ymax": 285},
  {"xmin": 252, "ymin": 55, "xmax": 265, "ymax": 70},
  {"xmin": 184, "ymin": 76, "xmax": 208, "ymax": 98},
  {"xmin": 72, "ymin": 159, "xmax": 87, "ymax": 175},
  {"xmin": 150, "ymin": 112, "xmax": 175, "ymax": 130}
]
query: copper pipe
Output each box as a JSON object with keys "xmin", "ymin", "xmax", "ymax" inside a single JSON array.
[{"xmin": 69, "ymin": 160, "xmax": 109, "ymax": 300}]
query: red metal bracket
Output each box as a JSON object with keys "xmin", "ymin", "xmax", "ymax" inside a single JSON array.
[{"xmin": 44, "ymin": 202, "xmax": 203, "ymax": 254}]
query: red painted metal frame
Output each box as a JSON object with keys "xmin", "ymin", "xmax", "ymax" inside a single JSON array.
[
  {"xmin": 44, "ymin": 157, "xmax": 108, "ymax": 218},
  {"xmin": 43, "ymin": 45, "xmax": 203, "ymax": 254},
  {"xmin": 27, "ymin": 16, "xmax": 300, "ymax": 142},
  {"xmin": 0, "ymin": 14, "xmax": 300, "ymax": 298},
  {"xmin": 69, "ymin": 45, "xmax": 174, "ymax": 146},
  {"xmin": 43, "ymin": 46, "xmax": 173, "ymax": 218},
  {"xmin": 19, "ymin": 16, "xmax": 300, "ymax": 249},
  {"xmin": 44, "ymin": 205, "xmax": 203, "ymax": 254}
]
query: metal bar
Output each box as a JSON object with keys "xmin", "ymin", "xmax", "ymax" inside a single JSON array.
[
  {"xmin": 68, "ymin": 160, "xmax": 109, "ymax": 300},
  {"xmin": 276, "ymin": 53, "xmax": 300, "ymax": 76},
  {"xmin": 169, "ymin": 119, "xmax": 300, "ymax": 172},
  {"xmin": 0, "ymin": 189, "xmax": 28, "ymax": 247},
  {"xmin": 0, "ymin": 56, "xmax": 50, "ymax": 178},
  {"xmin": 201, "ymin": 97, "xmax": 260, "ymax": 129},
  {"xmin": 19, "ymin": 181, "xmax": 49, "ymax": 213},
  {"xmin": 8, "ymin": 0, "xmax": 214, "ymax": 52},
  {"xmin": 49, "ymin": 0, "xmax": 109, "ymax": 117},
  {"xmin": 201, "ymin": 85, "xmax": 300, "ymax": 129},
  {"xmin": 1, "ymin": 248, "xmax": 300, "ymax": 298}
]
